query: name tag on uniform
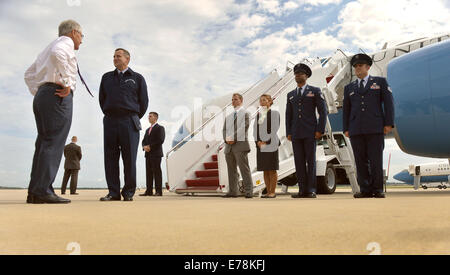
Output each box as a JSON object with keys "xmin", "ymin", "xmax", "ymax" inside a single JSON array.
[
  {"xmin": 306, "ymin": 92, "xmax": 314, "ymax": 97},
  {"xmin": 370, "ymin": 83, "xmax": 381, "ymax": 90},
  {"xmin": 289, "ymin": 96, "xmax": 294, "ymax": 100},
  {"xmin": 125, "ymin": 79, "xmax": 136, "ymax": 84},
  {"xmin": 350, "ymin": 92, "xmax": 355, "ymax": 96}
]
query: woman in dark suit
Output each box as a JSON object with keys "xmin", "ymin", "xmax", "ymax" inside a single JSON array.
[{"xmin": 253, "ymin": 94, "xmax": 280, "ymax": 198}]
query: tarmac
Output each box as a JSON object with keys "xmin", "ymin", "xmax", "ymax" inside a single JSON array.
[{"xmin": 1, "ymin": 187, "xmax": 450, "ymax": 255}]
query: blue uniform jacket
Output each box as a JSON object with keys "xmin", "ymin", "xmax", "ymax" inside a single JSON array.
[
  {"xmin": 343, "ymin": 76, "xmax": 395, "ymax": 136},
  {"xmin": 286, "ymin": 85, "xmax": 328, "ymax": 139},
  {"xmin": 99, "ymin": 67, "xmax": 149, "ymax": 119}
]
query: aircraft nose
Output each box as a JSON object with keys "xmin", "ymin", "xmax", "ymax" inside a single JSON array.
[{"xmin": 393, "ymin": 170, "xmax": 408, "ymax": 181}]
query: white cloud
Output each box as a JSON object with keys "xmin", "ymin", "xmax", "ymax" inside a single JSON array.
[{"xmin": 337, "ymin": 0, "xmax": 450, "ymax": 51}]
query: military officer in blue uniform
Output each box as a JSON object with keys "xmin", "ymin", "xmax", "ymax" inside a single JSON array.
[
  {"xmin": 99, "ymin": 48, "xmax": 149, "ymax": 201},
  {"xmin": 286, "ymin": 63, "xmax": 328, "ymax": 199},
  {"xmin": 343, "ymin": 54, "xmax": 395, "ymax": 198}
]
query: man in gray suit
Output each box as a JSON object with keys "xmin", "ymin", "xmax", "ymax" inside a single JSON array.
[
  {"xmin": 61, "ymin": 136, "xmax": 82, "ymax": 195},
  {"xmin": 222, "ymin": 93, "xmax": 254, "ymax": 198}
]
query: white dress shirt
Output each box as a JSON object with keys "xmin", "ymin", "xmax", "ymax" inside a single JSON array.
[
  {"xmin": 296, "ymin": 85, "xmax": 306, "ymax": 96},
  {"xmin": 358, "ymin": 75, "xmax": 370, "ymax": 88},
  {"xmin": 24, "ymin": 36, "xmax": 77, "ymax": 96}
]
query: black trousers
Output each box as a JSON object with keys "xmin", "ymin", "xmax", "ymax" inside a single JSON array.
[
  {"xmin": 28, "ymin": 84, "xmax": 72, "ymax": 196},
  {"xmin": 61, "ymin": 169, "xmax": 79, "ymax": 194},
  {"xmin": 350, "ymin": 134, "xmax": 385, "ymax": 194},
  {"xmin": 145, "ymin": 157, "xmax": 162, "ymax": 195},
  {"xmin": 292, "ymin": 138, "xmax": 317, "ymax": 194},
  {"xmin": 103, "ymin": 115, "xmax": 139, "ymax": 198}
]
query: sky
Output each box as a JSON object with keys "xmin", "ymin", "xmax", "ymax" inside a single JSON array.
[{"xmin": 0, "ymin": 0, "xmax": 449, "ymax": 189}]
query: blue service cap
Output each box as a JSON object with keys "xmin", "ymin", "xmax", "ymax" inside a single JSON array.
[
  {"xmin": 293, "ymin": 63, "xmax": 312, "ymax": 77},
  {"xmin": 350, "ymin": 53, "xmax": 373, "ymax": 66}
]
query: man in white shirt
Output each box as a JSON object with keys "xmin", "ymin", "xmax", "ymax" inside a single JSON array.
[{"xmin": 24, "ymin": 20, "xmax": 84, "ymax": 204}]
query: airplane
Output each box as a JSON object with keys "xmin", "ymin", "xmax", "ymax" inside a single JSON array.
[
  {"xmin": 388, "ymin": 37, "xmax": 450, "ymax": 161},
  {"xmin": 166, "ymin": 33, "xmax": 450, "ymax": 196},
  {"xmin": 393, "ymin": 162, "xmax": 450, "ymax": 189}
]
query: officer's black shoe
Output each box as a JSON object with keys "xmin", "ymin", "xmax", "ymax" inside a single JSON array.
[
  {"xmin": 291, "ymin": 193, "xmax": 303, "ymax": 199},
  {"xmin": 123, "ymin": 196, "xmax": 134, "ymax": 201},
  {"xmin": 33, "ymin": 193, "xmax": 71, "ymax": 204},
  {"xmin": 302, "ymin": 192, "xmax": 317, "ymax": 198},
  {"xmin": 139, "ymin": 193, "xmax": 151, "ymax": 196},
  {"xmin": 26, "ymin": 194, "xmax": 39, "ymax": 204},
  {"xmin": 353, "ymin": 192, "xmax": 373, "ymax": 199},
  {"xmin": 373, "ymin": 192, "xmax": 386, "ymax": 198},
  {"xmin": 222, "ymin": 194, "xmax": 238, "ymax": 198},
  {"xmin": 154, "ymin": 193, "xmax": 162, "ymax": 196},
  {"xmin": 245, "ymin": 194, "xmax": 253, "ymax": 199},
  {"xmin": 100, "ymin": 195, "xmax": 121, "ymax": 201}
]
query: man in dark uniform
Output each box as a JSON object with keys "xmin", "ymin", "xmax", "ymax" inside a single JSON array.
[
  {"xmin": 286, "ymin": 63, "xmax": 327, "ymax": 199},
  {"xmin": 61, "ymin": 136, "xmax": 82, "ymax": 195},
  {"xmin": 99, "ymin": 48, "xmax": 149, "ymax": 201},
  {"xmin": 343, "ymin": 54, "xmax": 395, "ymax": 198},
  {"xmin": 140, "ymin": 112, "xmax": 165, "ymax": 196}
]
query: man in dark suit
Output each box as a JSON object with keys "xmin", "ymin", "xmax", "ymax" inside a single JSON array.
[
  {"xmin": 99, "ymin": 48, "xmax": 149, "ymax": 202},
  {"xmin": 343, "ymin": 54, "xmax": 395, "ymax": 199},
  {"xmin": 140, "ymin": 112, "xmax": 165, "ymax": 196},
  {"xmin": 286, "ymin": 63, "xmax": 328, "ymax": 199},
  {"xmin": 61, "ymin": 136, "xmax": 82, "ymax": 195}
]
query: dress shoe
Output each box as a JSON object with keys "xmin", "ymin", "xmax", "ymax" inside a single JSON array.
[
  {"xmin": 302, "ymin": 192, "xmax": 317, "ymax": 198},
  {"xmin": 61, "ymin": 192, "xmax": 66, "ymax": 195},
  {"xmin": 154, "ymin": 193, "xmax": 162, "ymax": 196},
  {"xmin": 33, "ymin": 194, "xmax": 71, "ymax": 204},
  {"xmin": 245, "ymin": 195, "xmax": 253, "ymax": 199},
  {"xmin": 291, "ymin": 193, "xmax": 303, "ymax": 199},
  {"xmin": 222, "ymin": 194, "xmax": 238, "ymax": 198},
  {"xmin": 353, "ymin": 192, "xmax": 373, "ymax": 199},
  {"xmin": 123, "ymin": 196, "xmax": 133, "ymax": 201},
  {"xmin": 26, "ymin": 194, "xmax": 41, "ymax": 204},
  {"xmin": 139, "ymin": 193, "xmax": 151, "ymax": 196},
  {"xmin": 100, "ymin": 195, "xmax": 121, "ymax": 201},
  {"xmin": 373, "ymin": 192, "xmax": 386, "ymax": 198}
]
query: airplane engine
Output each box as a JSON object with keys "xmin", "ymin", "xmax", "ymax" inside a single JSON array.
[{"xmin": 387, "ymin": 39, "xmax": 450, "ymax": 158}]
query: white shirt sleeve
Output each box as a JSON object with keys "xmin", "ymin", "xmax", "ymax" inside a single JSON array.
[
  {"xmin": 24, "ymin": 60, "xmax": 38, "ymax": 95},
  {"xmin": 51, "ymin": 41, "xmax": 75, "ymax": 87}
]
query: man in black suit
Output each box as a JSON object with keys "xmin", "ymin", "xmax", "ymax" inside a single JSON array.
[
  {"xmin": 61, "ymin": 136, "xmax": 82, "ymax": 195},
  {"xmin": 140, "ymin": 112, "xmax": 165, "ymax": 196}
]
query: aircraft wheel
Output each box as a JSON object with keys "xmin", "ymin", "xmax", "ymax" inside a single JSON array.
[
  {"xmin": 279, "ymin": 173, "xmax": 298, "ymax": 186},
  {"xmin": 317, "ymin": 164, "xmax": 337, "ymax": 194}
]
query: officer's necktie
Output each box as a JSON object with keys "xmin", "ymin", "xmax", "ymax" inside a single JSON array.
[
  {"xmin": 119, "ymin": 72, "xmax": 124, "ymax": 82},
  {"xmin": 77, "ymin": 64, "xmax": 94, "ymax": 97},
  {"xmin": 148, "ymin": 125, "xmax": 154, "ymax": 135},
  {"xmin": 359, "ymin": 79, "xmax": 365, "ymax": 92}
]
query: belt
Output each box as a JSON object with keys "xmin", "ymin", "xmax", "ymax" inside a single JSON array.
[{"xmin": 39, "ymin": 82, "xmax": 73, "ymax": 94}]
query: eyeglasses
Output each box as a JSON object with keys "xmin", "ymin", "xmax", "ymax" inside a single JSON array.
[{"xmin": 75, "ymin": 30, "xmax": 84, "ymax": 39}]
